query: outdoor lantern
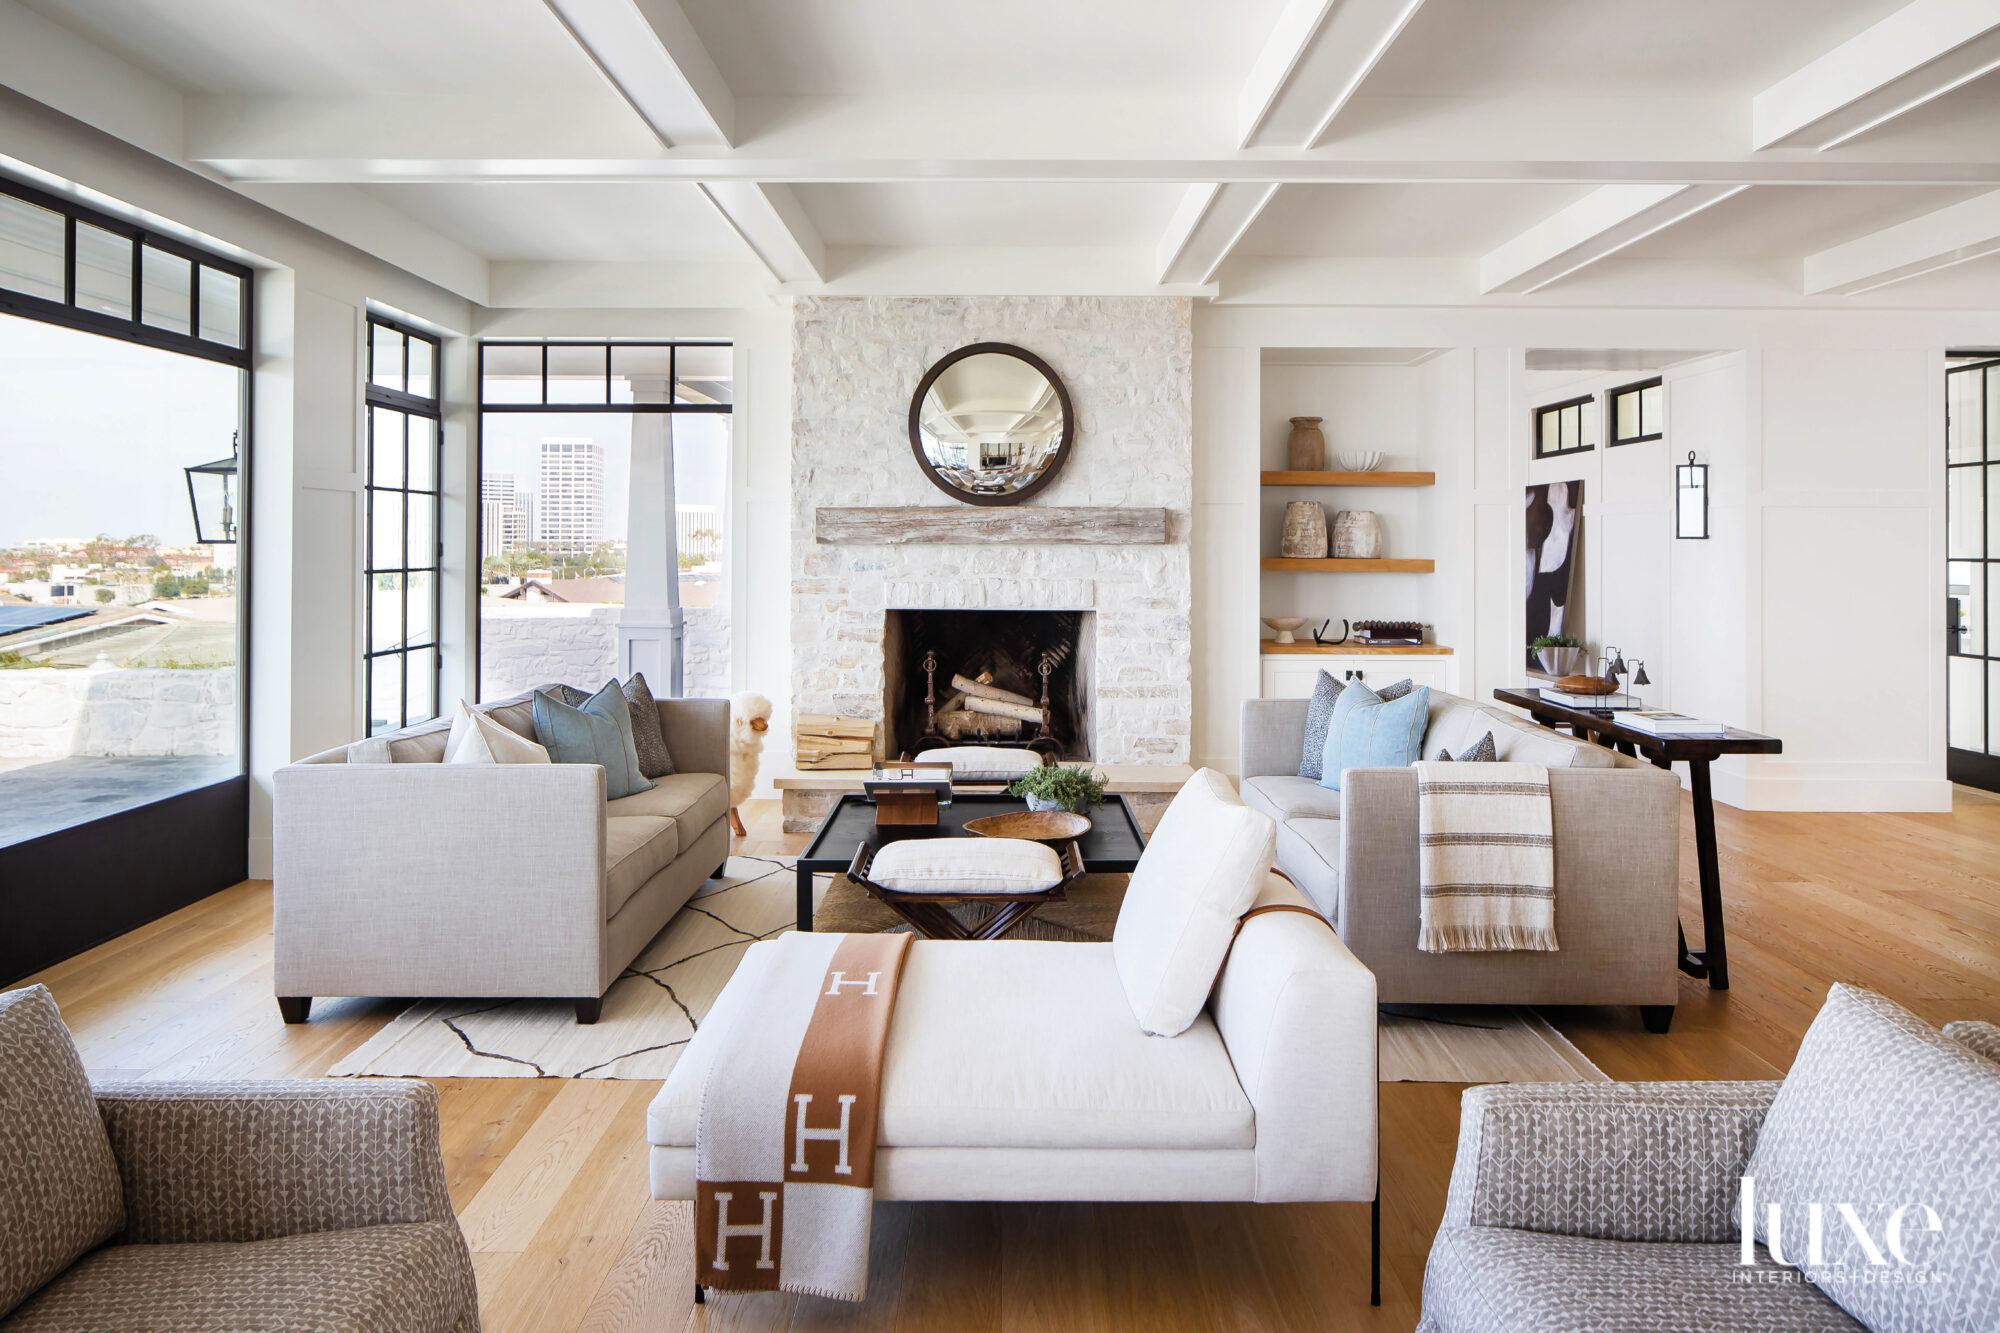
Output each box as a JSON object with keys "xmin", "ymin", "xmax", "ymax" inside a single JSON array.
[
  {"xmin": 1676, "ymin": 450, "xmax": 1709, "ymax": 539},
  {"xmin": 185, "ymin": 431, "xmax": 241, "ymax": 544}
]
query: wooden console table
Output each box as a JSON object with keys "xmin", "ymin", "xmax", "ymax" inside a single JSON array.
[{"xmin": 1492, "ymin": 688, "xmax": 1782, "ymax": 991}]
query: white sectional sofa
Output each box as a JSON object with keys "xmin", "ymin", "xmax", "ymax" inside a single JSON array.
[{"xmin": 273, "ymin": 689, "xmax": 731, "ymax": 1024}]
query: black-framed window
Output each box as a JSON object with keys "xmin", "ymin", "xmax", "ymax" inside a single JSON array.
[
  {"xmin": 1609, "ymin": 377, "xmax": 1664, "ymax": 446},
  {"xmin": 0, "ymin": 178, "xmax": 250, "ymax": 370},
  {"xmin": 1533, "ymin": 395, "xmax": 1597, "ymax": 459},
  {"xmin": 475, "ymin": 340, "xmax": 732, "ymax": 701},
  {"xmin": 364, "ymin": 315, "xmax": 443, "ymax": 735}
]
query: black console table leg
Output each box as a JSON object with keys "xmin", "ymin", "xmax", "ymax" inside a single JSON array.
[
  {"xmin": 1681, "ymin": 759, "xmax": 1729, "ymax": 990},
  {"xmin": 796, "ymin": 862, "xmax": 816, "ymax": 932}
]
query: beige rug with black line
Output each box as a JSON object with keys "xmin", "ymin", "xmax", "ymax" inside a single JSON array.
[{"xmin": 329, "ymin": 856, "xmax": 1604, "ymax": 1083}]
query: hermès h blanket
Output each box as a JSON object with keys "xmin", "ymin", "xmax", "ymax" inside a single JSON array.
[
  {"xmin": 1415, "ymin": 760, "xmax": 1558, "ymax": 952},
  {"xmin": 695, "ymin": 930, "xmax": 912, "ymax": 1300}
]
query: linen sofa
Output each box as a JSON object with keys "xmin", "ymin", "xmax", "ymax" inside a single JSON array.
[
  {"xmin": 1419, "ymin": 996, "xmax": 2000, "ymax": 1332},
  {"xmin": 648, "ymin": 871, "xmax": 1379, "ymax": 1260},
  {"xmin": 274, "ymin": 688, "xmax": 730, "ymax": 1023},
  {"xmin": 1240, "ymin": 689, "xmax": 1682, "ymax": 1028},
  {"xmin": 0, "ymin": 984, "xmax": 477, "ymax": 1332}
]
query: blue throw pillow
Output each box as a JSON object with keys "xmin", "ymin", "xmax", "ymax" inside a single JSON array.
[
  {"xmin": 532, "ymin": 679, "xmax": 655, "ymax": 800},
  {"xmin": 1296, "ymin": 670, "xmax": 1417, "ymax": 780},
  {"xmin": 1316, "ymin": 679, "xmax": 1432, "ymax": 791}
]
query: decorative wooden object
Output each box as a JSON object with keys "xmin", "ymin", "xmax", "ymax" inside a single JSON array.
[
  {"xmin": 795, "ymin": 713, "xmax": 875, "ymax": 770},
  {"xmin": 1261, "ymin": 557, "xmax": 1435, "ymax": 573},
  {"xmin": 872, "ymin": 789, "xmax": 940, "ymax": 826},
  {"xmin": 1261, "ymin": 471, "xmax": 1435, "ymax": 486},
  {"xmin": 1281, "ymin": 501, "xmax": 1328, "ymax": 558},
  {"xmin": 963, "ymin": 810, "xmax": 1092, "ymax": 842},
  {"xmin": 815, "ymin": 507, "xmax": 1170, "ymax": 545},
  {"xmin": 847, "ymin": 839, "xmax": 1088, "ymax": 941},
  {"xmin": 1332, "ymin": 509, "xmax": 1383, "ymax": 559},
  {"xmin": 951, "ymin": 674, "xmax": 1035, "ymax": 706},
  {"xmin": 1555, "ymin": 673, "xmax": 1620, "ymax": 696},
  {"xmin": 1287, "ymin": 417, "xmax": 1326, "ymax": 471}
]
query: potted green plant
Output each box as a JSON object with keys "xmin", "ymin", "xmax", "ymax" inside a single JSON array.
[
  {"xmin": 1532, "ymin": 633, "xmax": 1584, "ymax": 676},
  {"xmin": 1008, "ymin": 763, "xmax": 1107, "ymax": 814}
]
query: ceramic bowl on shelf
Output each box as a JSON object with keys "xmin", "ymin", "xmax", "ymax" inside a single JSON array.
[
  {"xmin": 1337, "ymin": 450, "xmax": 1384, "ymax": 472},
  {"xmin": 1262, "ymin": 616, "xmax": 1306, "ymax": 644}
]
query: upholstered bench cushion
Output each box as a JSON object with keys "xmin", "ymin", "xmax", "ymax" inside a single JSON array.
[
  {"xmin": 868, "ymin": 837, "xmax": 1062, "ymax": 895},
  {"xmin": 1420, "ymin": 1228, "xmax": 1864, "ymax": 1333},
  {"xmin": 649, "ymin": 940, "xmax": 1253, "ymax": 1152},
  {"xmin": 913, "ymin": 746, "xmax": 1044, "ymax": 782},
  {"xmin": 0, "ymin": 1222, "xmax": 475, "ymax": 1333}
]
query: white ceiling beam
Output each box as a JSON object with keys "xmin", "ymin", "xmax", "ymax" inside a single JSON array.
[
  {"xmin": 1480, "ymin": 183, "xmax": 1747, "ymax": 294},
  {"xmin": 1238, "ymin": 0, "xmax": 1426, "ymax": 148},
  {"xmin": 1156, "ymin": 182, "xmax": 1279, "ymax": 285},
  {"xmin": 696, "ymin": 181, "xmax": 825, "ymax": 284},
  {"xmin": 540, "ymin": 0, "xmax": 733, "ymax": 147},
  {"xmin": 1804, "ymin": 187, "xmax": 2000, "ymax": 293},
  {"xmin": 1754, "ymin": 0, "xmax": 2000, "ymax": 150}
]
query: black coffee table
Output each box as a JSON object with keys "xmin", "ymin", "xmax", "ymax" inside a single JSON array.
[{"xmin": 793, "ymin": 793, "xmax": 1148, "ymax": 931}]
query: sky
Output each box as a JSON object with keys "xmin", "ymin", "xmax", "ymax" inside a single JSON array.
[{"xmin": 0, "ymin": 312, "xmax": 241, "ymax": 548}]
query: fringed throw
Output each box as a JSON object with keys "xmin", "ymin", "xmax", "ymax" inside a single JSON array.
[{"xmin": 1415, "ymin": 761, "xmax": 1558, "ymax": 952}]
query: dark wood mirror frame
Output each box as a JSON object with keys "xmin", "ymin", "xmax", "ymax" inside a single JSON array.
[{"xmin": 907, "ymin": 341, "xmax": 1075, "ymax": 506}]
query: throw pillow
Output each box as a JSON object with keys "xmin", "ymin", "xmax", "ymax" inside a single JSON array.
[
  {"xmin": 449, "ymin": 708, "xmax": 552, "ymax": 765},
  {"xmin": 1741, "ymin": 984, "xmax": 2000, "ymax": 1333},
  {"xmin": 1434, "ymin": 731, "xmax": 1498, "ymax": 763},
  {"xmin": 1316, "ymin": 679, "xmax": 1432, "ymax": 791},
  {"xmin": 1111, "ymin": 769, "xmax": 1275, "ymax": 1037},
  {"xmin": 533, "ymin": 681, "xmax": 656, "ymax": 800},
  {"xmin": 0, "ymin": 985, "xmax": 125, "ymax": 1317},
  {"xmin": 552, "ymin": 677, "xmax": 675, "ymax": 779},
  {"xmin": 867, "ymin": 837, "xmax": 1062, "ymax": 894},
  {"xmin": 1297, "ymin": 671, "xmax": 1415, "ymax": 780}
]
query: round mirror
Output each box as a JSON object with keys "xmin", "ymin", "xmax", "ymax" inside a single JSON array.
[{"xmin": 908, "ymin": 343, "xmax": 1074, "ymax": 506}]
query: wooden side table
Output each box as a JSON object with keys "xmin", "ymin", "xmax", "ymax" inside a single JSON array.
[{"xmin": 1492, "ymin": 688, "xmax": 1782, "ymax": 991}]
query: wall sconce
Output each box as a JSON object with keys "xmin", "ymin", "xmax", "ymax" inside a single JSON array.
[
  {"xmin": 185, "ymin": 430, "xmax": 241, "ymax": 544},
  {"xmin": 1676, "ymin": 450, "xmax": 1708, "ymax": 540}
]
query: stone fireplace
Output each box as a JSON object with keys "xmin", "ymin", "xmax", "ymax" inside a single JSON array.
[
  {"xmin": 789, "ymin": 295, "xmax": 1195, "ymax": 781},
  {"xmin": 881, "ymin": 608, "xmax": 1096, "ymax": 760}
]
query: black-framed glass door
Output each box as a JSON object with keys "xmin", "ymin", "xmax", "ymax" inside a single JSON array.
[{"xmin": 1947, "ymin": 355, "xmax": 1999, "ymax": 792}]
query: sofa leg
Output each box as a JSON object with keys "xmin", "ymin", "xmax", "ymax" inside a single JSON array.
[
  {"xmin": 713, "ymin": 861, "xmax": 730, "ymax": 881},
  {"xmin": 694, "ymin": 1283, "xmax": 705, "ymax": 1305},
  {"xmin": 573, "ymin": 997, "xmax": 603, "ymax": 1024},
  {"xmin": 1371, "ymin": 1189, "xmax": 1381, "ymax": 1306},
  {"xmin": 1641, "ymin": 1004, "xmax": 1675, "ymax": 1034},
  {"xmin": 277, "ymin": 996, "xmax": 311, "ymax": 1024}
]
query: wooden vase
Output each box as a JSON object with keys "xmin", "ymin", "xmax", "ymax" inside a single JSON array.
[
  {"xmin": 1332, "ymin": 509, "xmax": 1383, "ymax": 559},
  {"xmin": 1287, "ymin": 417, "xmax": 1326, "ymax": 471},
  {"xmin": 1281, "ymin": 501, "xmax": 1328, "ymax": 558}
]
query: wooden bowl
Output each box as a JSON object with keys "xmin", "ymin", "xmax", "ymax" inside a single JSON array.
[
  {"xmin": 963, "ymin": 810, "xmax": 1092, "ymax": 843},
  {"xmin": 1554, "ymin": 674, "xmax": 1615, "ymax": 695}
]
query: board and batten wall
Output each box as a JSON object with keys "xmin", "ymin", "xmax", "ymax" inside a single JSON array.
[{"xmin": 1196, "ymin": 304, "xmax": 1984, "ymax": 812}]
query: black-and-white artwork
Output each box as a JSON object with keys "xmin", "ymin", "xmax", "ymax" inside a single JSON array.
[{"xmin": 1525, "ymin": 480, "xmax": 1582, "ymax": 670}]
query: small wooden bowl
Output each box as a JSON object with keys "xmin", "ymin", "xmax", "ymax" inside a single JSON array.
[
  {"xmin": 1554, "ymin": 674, "xmax": 1615, "ymax": 695},
  {"xmin": 963, "ymin": 810, "xmax": 1092, "ymax": 843}
]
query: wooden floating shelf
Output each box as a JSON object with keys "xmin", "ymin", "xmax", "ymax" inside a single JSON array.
[
  {"xmin": 1262, "ymin": 640, "xmax": 1453, "ymax": 655},
  {"xmin": 1262, "ymin": 557, "xmax": 1435, "ymax": 573},
  {"xmin": 1261, "ymin": 470, "xmax": 1434, "ymax": 486}
]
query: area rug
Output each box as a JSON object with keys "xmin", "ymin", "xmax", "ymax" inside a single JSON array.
[{"xmin": 329, "ymin": 856, "xmax": 1602, "ymax": 1083}]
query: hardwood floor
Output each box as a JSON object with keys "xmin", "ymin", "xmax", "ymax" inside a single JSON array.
[{"xmin": 24, "ymin": 790, "xmax": 2000, "ymax": 1332}]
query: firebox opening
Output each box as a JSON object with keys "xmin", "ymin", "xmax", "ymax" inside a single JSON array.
[{"xmin": 882, "ymin": 609, "xmax": 1095, "ymax": 763}]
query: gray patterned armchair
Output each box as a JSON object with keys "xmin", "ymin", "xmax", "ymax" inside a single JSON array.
[{"xmin": 1, "ymin": 985, "xmax": 478, "ymax": 1331}]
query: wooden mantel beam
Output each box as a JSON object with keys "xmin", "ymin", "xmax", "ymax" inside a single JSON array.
[{"xmin": 815, "ymin": 508, "xmax": 1171, "ymax": 546}]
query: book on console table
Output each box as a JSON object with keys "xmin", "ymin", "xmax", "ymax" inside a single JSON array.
[
  {"xmin": 1524, "ymin": 686, "xmax": 1646, "ymax": 709},
  {"xmin": 1621, "ymin": 710, "xmax": 1727, "ymax": 737}
]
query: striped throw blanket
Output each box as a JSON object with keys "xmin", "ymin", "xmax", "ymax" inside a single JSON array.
[
  {"xmin": 695, "ymin": 930, "xmax": 912, "ymax": 1300},
  {"xmin": 1415, "ymin": 760, "xmax": 1558, "ymax": 952}
]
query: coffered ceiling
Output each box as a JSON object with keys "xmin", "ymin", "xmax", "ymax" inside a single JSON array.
[{"xmin": 5, "ymin": 0, "xmax": 2000, "ymax": 308}]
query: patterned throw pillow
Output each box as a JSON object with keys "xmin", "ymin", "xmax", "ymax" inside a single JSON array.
[
  {"xmin": 553, "ymin": 676, "xmax": 675, "ymax": 779},
  {"xmin": 533, "ymin": 681, "xmax": 656, "ymax": 800},
  {"xmin": 0, "ymin": 986, "xmax": 125, "ymax": 1316},
  {"xmin": 1297, "ymin": 670, "xmax": 1415, "ymax": 780},
  {"xmin": 1434, "ymin": 731, "xmax": 1498, "ymax": 763},
  {"xmin": 1316, "ymin": 679, "xmax": 1431, "ymax": 791},
  {"xmin": 1742, "ymin": 984, "xmax": 2000, "ymax": 1333}
]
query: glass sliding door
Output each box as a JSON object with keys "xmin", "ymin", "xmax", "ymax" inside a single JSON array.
[{"xmin": 1946, "ymin": 355, "xmax": 1999, "ymax": 792}]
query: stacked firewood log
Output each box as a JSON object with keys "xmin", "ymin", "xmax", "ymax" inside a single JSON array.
[
  {"xmin": 933, "ymin": 671, "xmax": 1046, "ymax": 740},
  {"xmin": 795, "ymin": 714, "xmax": 875, "ymax": 769}
]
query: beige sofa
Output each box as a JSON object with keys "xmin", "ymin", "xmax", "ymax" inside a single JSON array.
[
  {"xmin": 1240, "ymin": 688, "xmax": 1682, "ymax": 1030},
  {"xmin": 274, "ymin": 689, "xmax": 730, "ymax": 1023},
  {"xmin": 0, "ymin": 984, "xmax": 478, "ymax": 1332}
]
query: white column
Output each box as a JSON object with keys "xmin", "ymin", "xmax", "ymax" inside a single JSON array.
[{"xmin": 618, "ymin": 376, "xmax": 683, "ymax": 694}]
